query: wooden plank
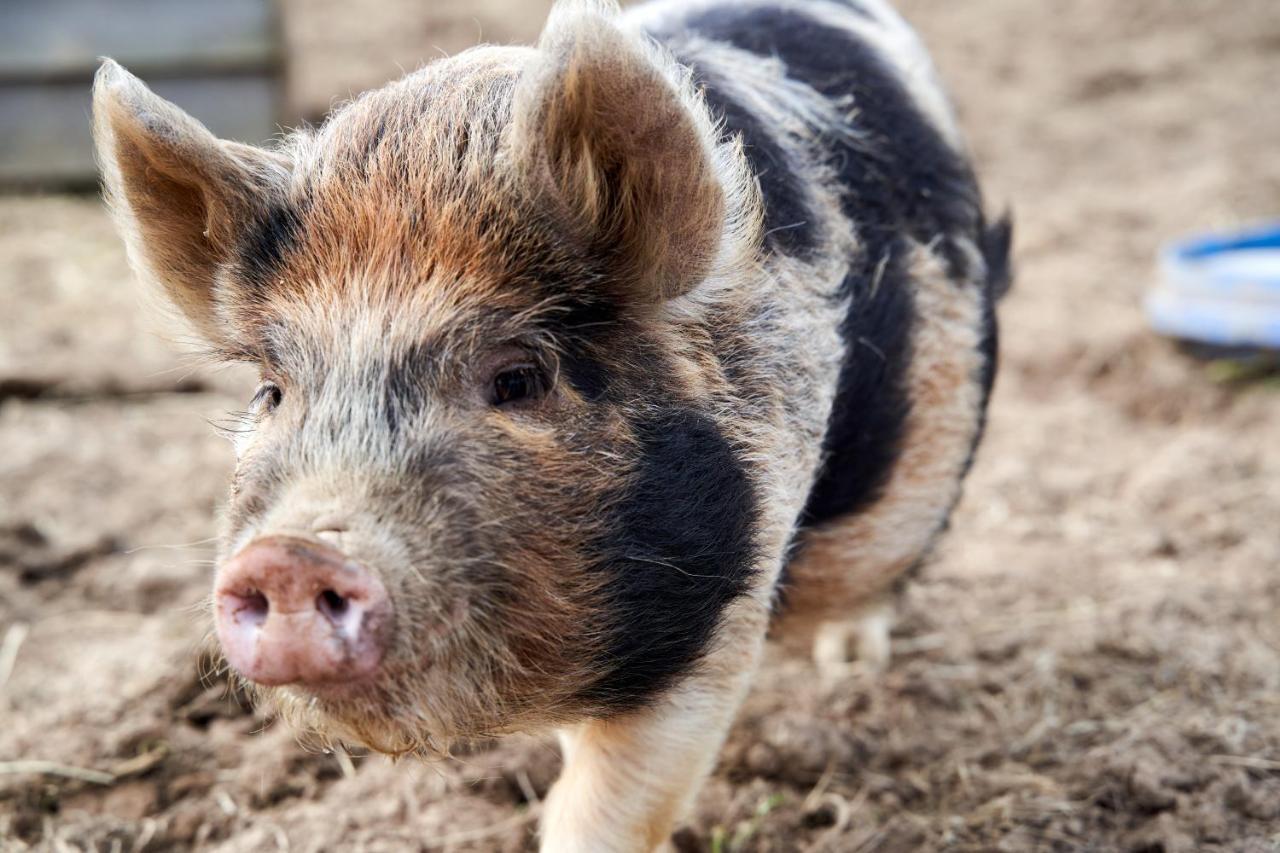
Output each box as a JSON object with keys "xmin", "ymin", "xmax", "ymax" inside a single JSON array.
[
  {"xmin": 0, "ymin": 77, "xmax": 279, "ymax": 188},
  {"xmin": 0, "ymin": 0, "xmax": 278, "ymax": 81}
]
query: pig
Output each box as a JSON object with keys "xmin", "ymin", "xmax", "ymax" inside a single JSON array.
[{"xmin": 92, "ymin": 0, "xmax": 1009, "ymax": 849}]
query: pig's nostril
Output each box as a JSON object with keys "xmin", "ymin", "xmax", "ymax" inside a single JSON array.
[
  {"xmin": 233, "ymin": 591, "xmax": 269, "ymax": 628},
  {"xmin": 317, "ymin": 589, "xmax": 349, "ymax": 622}
]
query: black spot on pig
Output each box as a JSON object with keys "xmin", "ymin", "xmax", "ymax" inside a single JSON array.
[
  {"xmin": 240, "ymin": 201, "xmax": 304, "ymax": 292},
  {"xmin": 801, "ymin": 242, "xmax": 915, "ymax": 527},
  {"xmin": 685, "ymin": 4, "xmax": 981, "ymax": 274},
  {"xmin": 552, "ymin": 297, "xmax": 620, "ymax": 403},
  {"xmin": 582, "ymin": 409, "xmax": 759, "ymax": 710}
]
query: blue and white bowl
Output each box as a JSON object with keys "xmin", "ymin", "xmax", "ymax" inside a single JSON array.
[{"xmin": 1147, "ymin": 223, "xmax": 1280, "ymax": 350}]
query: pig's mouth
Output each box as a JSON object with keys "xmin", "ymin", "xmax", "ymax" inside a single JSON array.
[
  {"xmin": 214, "ymin": 560, "xmax": 487, "ymax": 756},
  {"xmin": 209, "ymin": 531, "xmax": 544, "ymax": 755},
  {"xmin": 250, "ymin": 657, "xmax": 490, "ymax": 758}
]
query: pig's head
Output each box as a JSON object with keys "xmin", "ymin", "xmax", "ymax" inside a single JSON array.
[{"xmin": 93, "ymin": 3, "xmax": 762, "ymax": 754}]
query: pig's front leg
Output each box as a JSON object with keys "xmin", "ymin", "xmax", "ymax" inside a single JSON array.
[{"xmin": 539, "ymin": 604, "xmax": 768, "ymax": 853}]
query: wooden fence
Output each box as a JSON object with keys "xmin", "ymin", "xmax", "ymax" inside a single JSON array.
[{"xmin": 0, "ymin": 0, "xmax": 283, "ymax": 188}]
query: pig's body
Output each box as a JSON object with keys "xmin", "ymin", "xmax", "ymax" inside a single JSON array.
[
  {"xmin": 633, "ymin": 0, "xmax": 1008, "ymax": 645},
  {"xmin": 94, "ymin": 0, "xmax": 1008, "ymax": 849}
]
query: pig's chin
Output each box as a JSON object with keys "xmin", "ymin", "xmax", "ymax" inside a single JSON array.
[{"xmin": 244, "ymin": 666, "xmax": 506, "ymax": 759}]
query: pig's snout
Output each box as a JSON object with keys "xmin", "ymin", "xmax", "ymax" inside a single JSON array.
[{"xmin": 215, "ymin": 536, "xmax": 392, "ymax": 688}]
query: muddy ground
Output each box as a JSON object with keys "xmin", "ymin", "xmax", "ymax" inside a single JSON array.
[{"xmin": 3, "ymin": 0, "xmax": 1280, "ymax": 850}]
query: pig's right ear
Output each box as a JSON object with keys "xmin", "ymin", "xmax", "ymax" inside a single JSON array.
[
  {"xmin": 510, "ymin": 5, "xmax": 726, "ymax": 304},
  {"xmin": 93, "ymin": 60, "xmax": 290, "ymax": 347}
]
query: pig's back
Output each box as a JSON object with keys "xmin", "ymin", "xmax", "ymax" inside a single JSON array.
[{"xmin": 634, "ymin": 0, "xmax": 1009, "ymax": 595}]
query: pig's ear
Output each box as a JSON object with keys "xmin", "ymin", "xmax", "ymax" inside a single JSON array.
[
  {"xmin": 511, "ymin": 4, "xmax": 725, "ymax": 303},
  {"xmin": 93, "ymin": 60, "xmax": 290, "ymax": 346}
]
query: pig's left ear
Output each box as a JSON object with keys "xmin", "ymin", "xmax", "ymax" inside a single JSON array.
[
  {"xmin": 510, "ymin": 4, "xmax": 725, "ymax": 303},
  {"xmin": 93, "ymin": 60, "xmax": 290, "ymax": 347}
]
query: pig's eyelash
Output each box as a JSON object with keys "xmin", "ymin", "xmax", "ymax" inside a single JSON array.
[{"xmin": 209, "ymin": 410, "xmax": 257, "ymax": 440}]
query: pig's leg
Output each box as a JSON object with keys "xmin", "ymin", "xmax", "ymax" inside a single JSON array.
[
  {"xmin": 769, "ymin": 519, "xmax": 913, "ymax": 667},
  {"xmin": 812, "ymin": 595, "xmax": 896, "ymax": 679},
  {"xmin": 540, "ymin": 605, "xmax": 767, "ymax": 853}
]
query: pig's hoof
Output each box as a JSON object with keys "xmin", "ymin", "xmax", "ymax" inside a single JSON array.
[{"xmin": 812, "ymin": 605, "xmax": 894, "ymax": 681}]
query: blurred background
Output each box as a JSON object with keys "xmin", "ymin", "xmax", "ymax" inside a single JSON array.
[
  {"xmin": 2, "ymin": 0, "xmax": 1279, "ymax": 850},
  {"xmin": 1, "ymin": 0, "xmax": 558, "ymax": 186}
]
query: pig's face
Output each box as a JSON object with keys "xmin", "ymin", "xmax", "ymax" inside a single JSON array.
[
  {"xmin": 94, "ymin": 10, "xmax": 760, "ymax": 754},
  {"xmin": 216, "ymin": 256, "xmax": 638, "ymax": 752}
]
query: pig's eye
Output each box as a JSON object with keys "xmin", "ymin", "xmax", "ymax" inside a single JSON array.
[
  {"xmin": 252, "ymin": 381, "xmax": 284, "ymax": 415},
  {"xmin": 491, "ymin": 365, "xmax": 547, "ymax": 406}
]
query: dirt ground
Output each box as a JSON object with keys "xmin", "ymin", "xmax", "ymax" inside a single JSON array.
[{"xmin": 3, "ymin": 0, "xmax": 1280, "ymax": 850}]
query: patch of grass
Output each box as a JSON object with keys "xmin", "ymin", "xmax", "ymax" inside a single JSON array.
[
  {"xmin": 1204, "ymin": 357, "xmax": 1280, "ymax": 387},
  {"xmin": 711, "ymin": 793, "xmax": 786, "ymax": 853}
]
